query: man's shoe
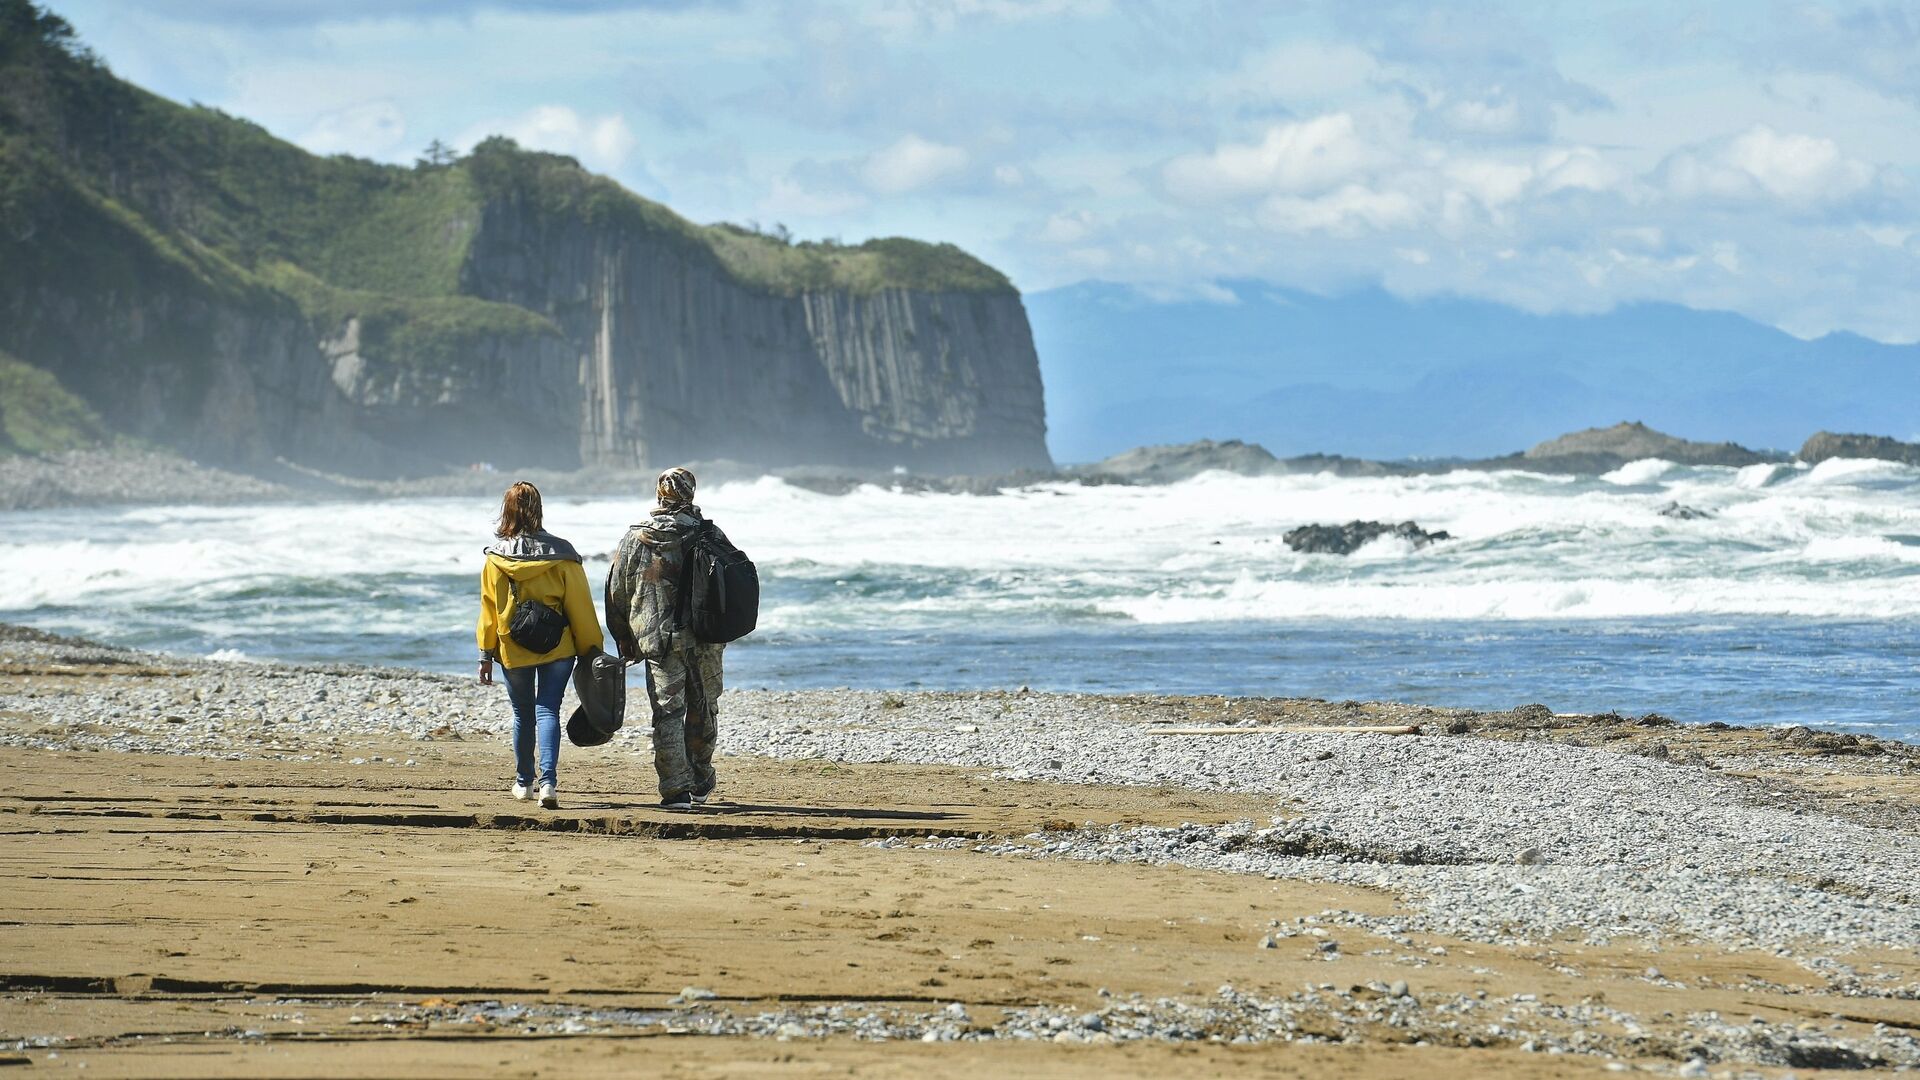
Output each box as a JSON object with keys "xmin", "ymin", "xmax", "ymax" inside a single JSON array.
[
  {"xmin": 538, "ymin": 783, "xmax": 559, "ymax": 810},
  {"xmin": 659, "ymin": 792, "xmax": 693, "ymax": 811},
  {"xmin": 511, "ymin": 782, "xmax": 532, "ymax": 801},
  {"xmin": 691, "ymin": 784, "xmax": 715, "ymax": 805}
]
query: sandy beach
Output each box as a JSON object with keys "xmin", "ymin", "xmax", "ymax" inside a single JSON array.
[{"xmin": 1, "ymin": 624, "xmax": 1915, "ymax": 1077}]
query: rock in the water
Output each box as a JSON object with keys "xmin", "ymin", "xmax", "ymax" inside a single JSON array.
[
  {"xmin": 1798, "ymin": 431, "xmax": 1920, "ymax": 466},
  {"xmin": 1080, "ymin": 439, "xmax": 1277, "ymax": 483},
  {"xmin": 1283, "ymin": 520, "xmax": 1451, "ymax": 555},
  {"xmin": 1657, "ymin": 501, "xmax": 1714, "ymax": 520},
  {"xmin": 1524, "ymin": 421, "xmax": 1781, "ymax": 468}
]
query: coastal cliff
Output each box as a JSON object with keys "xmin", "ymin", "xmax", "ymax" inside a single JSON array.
[{"xmin": 0, "ymin": 5, "xmax": 1050, "ymax": 476}]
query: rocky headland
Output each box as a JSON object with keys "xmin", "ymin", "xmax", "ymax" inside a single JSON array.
[
  {"xmin": 1800, "ymin": 431, "xmax": 1920, "ymax": 467},
  {"xmin": 0, "ymin": 22, "xmax": 1049, "ymax": 483}
]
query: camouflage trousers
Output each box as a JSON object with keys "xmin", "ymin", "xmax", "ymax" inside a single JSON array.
[{"xmin": 642, "ymin": 642, "xmax": 724, "ymax": 799}]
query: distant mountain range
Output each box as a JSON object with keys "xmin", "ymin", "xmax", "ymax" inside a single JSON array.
[{"xmin": 1025, "ymin": 281, "xmax": 1920, "ymax": 464}]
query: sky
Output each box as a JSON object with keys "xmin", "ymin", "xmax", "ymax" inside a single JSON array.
[{"xmin": 46, "ymin": 0, "xmax": 1920, "ymax": 344}]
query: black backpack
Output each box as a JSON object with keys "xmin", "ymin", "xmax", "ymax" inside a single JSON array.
[
  {"xmin": 506, "ymin": 575, "xmax": 569, "ymax": 655},
  {"xmin": 678, "ymin": 518, "xmax": 759, "ymax": 644}
]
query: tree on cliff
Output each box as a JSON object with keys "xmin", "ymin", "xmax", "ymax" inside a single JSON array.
[{"xmin": 416, "ymin": 139, "xmax": 457, "ymax": 169}]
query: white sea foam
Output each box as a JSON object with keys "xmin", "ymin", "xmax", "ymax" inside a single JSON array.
[
  {"xmin": 5, "ymin": 463, "xmax": 1919, "ymax": 628},
  {"xmin": 1735, "ymin": 462, "xmax": 1790, "ymax": 489},
  {"xmin": 1805, "ymin": 457, "xmax": 1917, "ymax": 485},
  {"xmin": 1601, "ymin": 458, "xmax": 1677, "ymax": 485}
]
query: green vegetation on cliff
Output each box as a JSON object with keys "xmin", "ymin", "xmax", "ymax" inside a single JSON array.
[
  {"xmin": 0, "ymin": 349, "xmax": 105, "ymax": 454},
  {"xmin": 259, "ymin": 262, "xmax": 562, "ymax": 372},
  {"xmin": 0, "ymin": 0, "xmax": 1014, "ymax": 356},
  {"xmin": 0, "ymin": 0, "xmax": 1038, "ymax": 473}
]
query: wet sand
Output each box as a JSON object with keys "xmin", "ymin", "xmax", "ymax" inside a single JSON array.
[
  {"xmin": 0, "ymin": 631, "xmax": 1916, "ymax": 1076},
  {"xmin": 1, "ymin": 739, "xmax": 1914, "ymax": 1077}
]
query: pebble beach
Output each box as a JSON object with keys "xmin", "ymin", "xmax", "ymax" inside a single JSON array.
[{"xmin": 2, "ymin": 623, "xmax": 1915, "ymax": 1075}]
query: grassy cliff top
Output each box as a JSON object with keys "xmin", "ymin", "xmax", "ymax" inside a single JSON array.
[
  {"xmin": 458, "ymin": 137, "xmax": 1015, "ymax": 296},
  {"xmin": 0, "ymin": 349, "xmax": 105, "ymax": 454},
  {"xmin": 0, "ymin": 4, "xmax": 1015, "ymax": 302}
]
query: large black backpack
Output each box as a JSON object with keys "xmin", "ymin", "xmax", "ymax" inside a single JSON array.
[{"xmin": 678, "ymin": 518, "xmax": 759, "ymax": 644}]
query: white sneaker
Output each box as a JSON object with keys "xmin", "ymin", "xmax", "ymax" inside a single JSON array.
[
  {"xmin": 511, "ymin": 782, "xmax": 532, "ymax": 801},
  {"xmin": 538, "ymin": 783, "xmax": 558, "ymax": 809}
]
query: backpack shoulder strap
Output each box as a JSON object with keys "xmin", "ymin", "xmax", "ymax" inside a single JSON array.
[{"xmin": 674, "ymin": 520, "xmax": 711, "ymax": 628}]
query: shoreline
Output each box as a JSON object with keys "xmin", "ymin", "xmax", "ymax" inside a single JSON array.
[
  {"xmin": 2, "ymin": 624, "xmax": 1916, "ymax": 1074},
  {"xmin": 6, "ymin": 438, "xmax": 1916, "ymax": 512}
]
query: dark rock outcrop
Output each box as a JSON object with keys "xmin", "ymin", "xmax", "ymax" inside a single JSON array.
[
  {"xmin": 1272, "ymin": 453, "xmax": 1415, "ymax": 477},
  {"xmin": 1798, "ymin": 432, "xmax": 1920, "ymax": 467},
  {"xmin": 1656, "ymin": 501, "xmax": 1714, "ymax": 520},
  {"xmin": 1078, "ymin": 439, "xmax": 1277, "ymax": 482},
  {"xmin": 1524, "ymin": 421, "xmax": 1781, "ymax": 468},
  {"xmin": 1283, "ymin": 520, "xmax": 1451, "ymax": 555}
]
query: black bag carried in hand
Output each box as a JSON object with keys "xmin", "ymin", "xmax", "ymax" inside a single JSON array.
[
  {"xmin": 506, "ymin": 575, "xmax": 569, "ymax": 654},
  {"xmin": 679, "ymin": 518, "xmax": 759, "ymax": 644}
]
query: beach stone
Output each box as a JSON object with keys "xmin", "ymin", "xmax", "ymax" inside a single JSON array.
[{"xmin": 1516, "ymin": 847, "xmax": 1546, "ymax": 866}]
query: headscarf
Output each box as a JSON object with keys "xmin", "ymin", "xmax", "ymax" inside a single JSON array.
[{"xmin": 656, "ymin": 466, "xmax": 697, "ymax": 511}]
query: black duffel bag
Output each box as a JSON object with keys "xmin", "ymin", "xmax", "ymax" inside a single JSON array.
[{"xmin": 506, "ymin": 577, "xmax": 569, "ymax": 654}]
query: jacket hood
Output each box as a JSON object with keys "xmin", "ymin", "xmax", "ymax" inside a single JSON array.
[
  {"xmin": 485, "ymin": 530, "xmax": 582, "ymax": 581},
  {"xmin": 635, "ymin": 505, "xmax": 702, "ymax": 545}
]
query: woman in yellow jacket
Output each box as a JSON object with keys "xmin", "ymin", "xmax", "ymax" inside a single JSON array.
[{"xmin": 476, "ymin": 481, "xmax": 604, "ymax": 809}]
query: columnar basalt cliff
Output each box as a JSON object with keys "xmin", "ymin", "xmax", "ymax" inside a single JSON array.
[
  {"xmin": 457, "ymin": 194, "xmax": 1049, "ymax": 473},
  {"xmin": 0, "ymin": 5, "xmax": 1051, "ymax": 477}
]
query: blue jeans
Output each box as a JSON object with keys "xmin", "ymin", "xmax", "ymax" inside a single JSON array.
[{"xmin": 502, "ymin": 656, "xmax": 574, "ymax": 789}]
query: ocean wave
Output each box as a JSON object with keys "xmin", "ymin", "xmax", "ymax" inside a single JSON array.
[
  {"xmin": 1804, "ymin": 457, "xmax": 1919, "ymax": 485},
  {"xmin": 1601, "ymin": 458, "xmax": 1679, "ymax": 485},
  {"xmin": 2, "ymin": 465, "xmax": 1916, "ymax": 629},
  {"xmin": 1100, "ymin": 574, "xmax": 1920, "ymax": 623}
]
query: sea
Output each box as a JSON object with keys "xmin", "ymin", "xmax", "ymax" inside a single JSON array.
[{"xmin": 7, "ymin": 457, "xmax": 1918, "ymax": 743}]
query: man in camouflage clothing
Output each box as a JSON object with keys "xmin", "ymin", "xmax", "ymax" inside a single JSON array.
[{"xmin": 605, "ymin": 467, "xmax": 729, "ymax": 810}]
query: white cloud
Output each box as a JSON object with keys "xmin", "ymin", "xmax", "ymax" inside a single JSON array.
[
  {"xmin": 1444, "ymin": 158, "xmax": 1534, "ymax": 209},
  {"xmin": 862, "ymin": 134, "xmax": 970, "ymax": 194},
  {"xmin": 463, "ymin": 106, "xmax": 638, "ymax": 173},
  {"xmin": 1215, "ymin": 41, "xmax": 1380, "ymax": 101},
  {"xmin": 1659, "ymin": 125, "xmax": 1875, "ymax": 204},
  {"xmin": 1162, "ymin": 114, "xmax": 1380, "ymax": 202},
  {"xmin": 864, "ymin": 0, "xmax": 1112, "ymax": 35},
  {"xmin": 1038, "ymin": 209, "xmax": 1098, "ymax": 244},
  {"xmin": 298, "ymin": 101, "xmax": 407, "ymax": 158},
  {"xmin": 760, "ymin": 174, "xmax": 870, "ymax": 219},
  {"xmin": 1431, "ymin": 94, "xmax": 1524, "ymax": 138},
  {"xmin": 1259, "ymin": 183, "xmax": 1419, "ymax": 235},
  {"xmin": 1131, "ymin": 280, "xmax": 1240, "ymax": 304},
  {"xmin": 1535, "ymin": 146, "xmax": 1622, "ymax": 195}
]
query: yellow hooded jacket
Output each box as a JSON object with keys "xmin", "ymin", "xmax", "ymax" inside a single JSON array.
[{"xmin": 476, "ymin": 531, "xmax": 605, "ymax": 669}]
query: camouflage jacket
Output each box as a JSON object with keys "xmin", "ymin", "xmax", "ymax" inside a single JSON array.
[{"xmin": 604, "ymin": 506, "xmax": 733, "ymax": 661}]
